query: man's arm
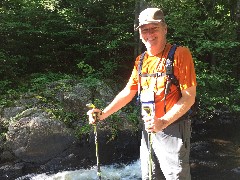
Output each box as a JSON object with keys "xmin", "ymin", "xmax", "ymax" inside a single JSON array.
[
  {"xmin": 88, "ymin": 67, "xmax": 139, "ymax": 124},
  {"xmin": 100, "ymin": 87, "xmax": 137, "ymax": 120},
  {"xmin": 88, "ymin": 87, "xmax": 137, "ymax": 124},
  {"xmin": 162, "ymin": 85, "xmax": 196, "ymax": 123}
]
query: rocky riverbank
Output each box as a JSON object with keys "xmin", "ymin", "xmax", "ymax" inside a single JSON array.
[
  {"xmin": 1, "ymin": 78, "xmax": 240, "ymax": 180},
  {"xmin": 0, "ymin": 79, "xmax": 141, "ymax": 179}
]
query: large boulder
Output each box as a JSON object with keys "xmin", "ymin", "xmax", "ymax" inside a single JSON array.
[{"xmin": 5, "ymin": 109, "xmax": 75, "ymax": 163}]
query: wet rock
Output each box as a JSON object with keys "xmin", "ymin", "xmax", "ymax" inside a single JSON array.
[
  {"xmin": 5, "ymin": 113, "xmax": 76, "ymax": 163},
  {"xmin": 0, "ymin": 163, "xmax": 24, "ymax": 180},
  {"xmin": 191, "ymin": 141, "xmax": 213, "ymax": 157},
  {"xmin": 232, "ymin": 167, "xmax": 240, "ymax": 174}
]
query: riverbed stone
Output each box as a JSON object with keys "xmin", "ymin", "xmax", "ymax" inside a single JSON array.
[
  {"xmin": 0, "ymin": 163, "xmax": 24, "ymax": 180},
  {"xmin": 5, "ymin": 112, "xmax": 75, "ymax": 163}
]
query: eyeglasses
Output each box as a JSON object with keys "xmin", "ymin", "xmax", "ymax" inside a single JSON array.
[{"xmin": 140, "ymin": 26, "xmax": 161, "ymax": 34}]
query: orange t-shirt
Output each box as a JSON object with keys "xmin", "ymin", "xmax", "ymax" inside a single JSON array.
[{"xmin": 126, "ymin": 43, "xmax": 197, "ymax": 118}]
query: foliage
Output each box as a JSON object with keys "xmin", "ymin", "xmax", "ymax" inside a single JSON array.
[
  {"xmin": 122, "ymin": 102, "xmax": 141, "ymax": 127},
  {"xmin": 0, "ymin": 51, "xmax": 24, "ymax": 81},
  {"xmin": 0, "ymin": 72, "xmax": 77, "ymax": 111},
  {"xmin": 0, "ymin": 0, "xmax": 136, "ymax": 80},
  {"xmin": 0, "ymin": 0, "xmax": 240, "ymax": 127},
  {"xmin": 74, "ymin": 124, "xmax": 91, "ymax": 140},
  {"xmin": 196, "ymin": 60, "xmax": 240, "ymax": 118}
]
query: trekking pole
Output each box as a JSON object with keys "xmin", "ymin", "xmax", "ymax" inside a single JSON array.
[
  {"xmin": 143, "ymin": 106, "xmax": 153, "ymax": 180},
  {"xmin": 147, "ymin": 132, "xmax": 153, "ymax": 180},
  {"xmin": 86, "ymin": 103, "xmax": 101, "ymax": 180}
]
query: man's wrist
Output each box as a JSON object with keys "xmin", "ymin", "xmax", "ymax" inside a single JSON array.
[
  {"xmin": 99, "ymin": 110, "xmax": 107, "ymax": 120},
  {"xmin": 158, "ymin": 118, "xmax": 169, "ymax": 127}
]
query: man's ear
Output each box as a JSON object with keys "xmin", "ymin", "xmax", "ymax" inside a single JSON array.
[
  {"xmin": 164, "ymin": 25, "xmax": 168, "ymax": 35},
  {"xmin": 139, "ymin": 32, "xmax": 144, "ymax": 41}
]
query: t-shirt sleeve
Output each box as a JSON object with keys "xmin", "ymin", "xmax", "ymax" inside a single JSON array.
[{"xmin": 175, "ymin": 47, "xmax": 197, "ymax": 90}]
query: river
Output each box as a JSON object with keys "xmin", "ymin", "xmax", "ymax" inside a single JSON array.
[
  {"xmin": 16, "ymin": 160, "xmax": 141, "ymax": 180},
  {"xmin": 16, "ymin": 117, "xmax": 240, "ymax": 180}
]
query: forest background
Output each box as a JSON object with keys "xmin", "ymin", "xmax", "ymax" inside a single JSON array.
[{"xmin": 0, "ymin": 0, "xmax": 240, "ymax": 137}]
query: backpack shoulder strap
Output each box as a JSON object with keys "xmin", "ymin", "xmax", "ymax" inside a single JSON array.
[
  {"xmin": 164, "ymin": 44, "xmax": 179, "ymax": 113},
  {"xmin": 137, "ymin": 51, "xmax": 146, "ymax": 104},
  {"xmin": 166, "ymin": 44, "xmax": 178, "ymax": 75},
  {"xmin": 138, "ymin": 51, "xmax": 146, "ymax": 76},
  {"xmin": 165, "ymin": 44, "xmax": 180, "ymax": 88}
]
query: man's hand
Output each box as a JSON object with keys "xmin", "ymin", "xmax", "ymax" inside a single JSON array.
[
  {"xmin": 86, "ymin": 103, "xmax": 104, "ymax": 124},
  {"xmin": 87, "ymin": 108, "xmax": 103, "ymax": 124},
  {"xmin": 143, "ymin": 116, "xmax": 169, "ymax": 133}
]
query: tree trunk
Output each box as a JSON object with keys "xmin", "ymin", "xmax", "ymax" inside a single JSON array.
[
  {"xmin": 237, "ymin": 0, "xmax": 240, "ymax": 40},
  {"xmin": 134, "ymin": 0, "xmax": 148, "ymax": 58}
]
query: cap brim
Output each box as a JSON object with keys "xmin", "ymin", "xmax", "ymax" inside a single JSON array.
[{"xmin": 134, "ymin": 20, "xmax": 163, "ymax": 31}]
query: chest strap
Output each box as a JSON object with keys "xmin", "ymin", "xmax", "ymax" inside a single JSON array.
[{"xmin": 140, "ymin": 72, "xmax": 166, "ymax": 77}]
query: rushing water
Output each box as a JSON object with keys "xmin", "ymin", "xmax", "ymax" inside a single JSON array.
[
  {"xmin": 17, "ymin": 160, "xmax": 141, "ymax": 180},
  {"xmin": 16, "ymin": 118, "xmax": 240, "ymax": 180}
]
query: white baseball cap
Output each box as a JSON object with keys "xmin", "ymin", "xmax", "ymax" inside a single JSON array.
[{"xmin": 135, "ymin": 8, "xmax": 165, "ymax": 31}]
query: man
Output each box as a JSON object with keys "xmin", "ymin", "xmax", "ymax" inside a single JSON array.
[{"xmin": 88, "ymin": 7, "xmax": 197, "ymax": 180}]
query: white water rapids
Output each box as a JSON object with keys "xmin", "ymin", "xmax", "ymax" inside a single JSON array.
[{"xmin": 17, "ymin": 160, "xmax": 141, "ymax": 180}]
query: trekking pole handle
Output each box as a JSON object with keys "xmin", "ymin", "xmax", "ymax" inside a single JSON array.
[{"xmin": 86, "ymin": 103, "xmax": 102, "ymax": 123}]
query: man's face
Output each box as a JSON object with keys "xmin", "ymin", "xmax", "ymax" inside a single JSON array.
[{"xmin": 139, "ymin": 23, "xmax": 167, "ymax": 49}]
